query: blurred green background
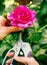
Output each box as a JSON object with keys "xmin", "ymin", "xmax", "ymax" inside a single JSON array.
[{"xmin": 0, "ymin": 0, "xmax": 47, "ymax": 65}]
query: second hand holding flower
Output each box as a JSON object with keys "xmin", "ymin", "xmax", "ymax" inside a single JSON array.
[{"xmin": 2, "ymin": 5, "xmax": 37, "ymax": 65}]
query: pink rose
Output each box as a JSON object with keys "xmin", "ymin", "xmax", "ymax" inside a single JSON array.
[{"xmin": 7, "ymin": 5, "xmax": 36, "ymax": 28}]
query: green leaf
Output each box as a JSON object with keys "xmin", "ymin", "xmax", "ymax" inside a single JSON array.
[
  {"xmin": 0, "ymin": 43, "xmax": 10, "ymax": 56},
  {"xmin": 0, "ymin": 4, "xmax": 5, "ymax": 15},
  {"xmin": 0, "ymin": 55, "xmax": 3, "ymax": 64},
  {"xmin": 40, "ymin": 2, "xmax": 47, "ymax": 16},
  {"xmin": 0, "ymin": 0, "xmax": 5, "ymax": 4},
  {"xmin": 32, "ymin": 44, "xmax": 40, "ymax": 53},
  {"xmin": 37, "ymin": 54, "xmax": 47, "ymax": 60},
  {"xmin": 2, "ymin": 49, "xmax": 9, "ymax": 58},
  {"xmin": 4, "ymin": 0, "xmax": 14, "ymax": 7},
  {"xmin": 35, "ymin": 48, "xmax": 47, "ymax": 57},
  {"xmin": 32, "ymin": 0, "xmax": 43, "ymax": 5},
  {"xmin": 5, "ymin": 4, "xmax": 16, "ymax": 16},
  {"xmin": 39, "ymin": 29, "xmax": 47, "ymax": 44},
  {"xmin": 14, "ymin": 0, "xmax": 18, "ymax": 2},
  {"xmin": 36, "ymin": 54, "xmax": 47, "ymax": 65},
  {"xmin": 39, "ymin": 62, "xmax": 43, "ymax": 65}
]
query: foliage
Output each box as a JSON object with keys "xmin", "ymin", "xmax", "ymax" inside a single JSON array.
[{"xmin": 0, "ymin": 0, "xmax": 47, "ymax": 65}]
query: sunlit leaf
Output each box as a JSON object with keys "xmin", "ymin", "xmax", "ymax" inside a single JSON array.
[
  {"xmin": 32, "ymin": 0, "xmax": 43, "ymax": 5},
  {"xmin": 5, "ymin": 4, "xmax": 16, "ymax": 16},
  {"xmin": 35, "ymin": 48, "xmax": 47, "ymax": 57},
  {"xmin": 39, "ymin": 29, "xmax": 47, "ymax": 44},
  {"xmin": 0, "ymin": 43, "xmax": 10, "ymax": 56},
  {"xmin": 32, "ymin": 44, "xmax": 40, "ymax": 53}
]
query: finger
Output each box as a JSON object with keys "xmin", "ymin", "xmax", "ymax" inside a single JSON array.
[
  {"xmin": 6, "ymin": 57, "xmax": 39, "ymax": 65},
  {"xmin": 0, "ymin": 26, "xmax": 23, "ymax": 40},
  {"xmin": 7, "ymin": 26, "xmax": 24, "ymax": 33},
  {"xmin": 6, "ymin": 52, "xmax": 15, "ymax": 57},
  {"xmin": 6, "ymin": 57, "xmax": 28, "ymax": 64},
  {"xmin": 14, "ymin": 56, "xmax": 29, "ymax": 64},
  {"xmin": 0, "ymin": 16, "xmax": 8, "ymax": 26},
  {"xmin": 6, "ymin": 59, "xmax": 12, "ymax": 65}
]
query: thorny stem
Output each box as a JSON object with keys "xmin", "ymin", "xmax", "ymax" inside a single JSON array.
[
  {"xmin": 36, "ymin": 25, "xmax": 47, "ymax": 33},
  {"xmin": 19, "ymin": 32, "xmax": 22, "ymax": 41},
  {"xmin": 28, "ymin": 25, "xmax": 47, "ymax": 39}
]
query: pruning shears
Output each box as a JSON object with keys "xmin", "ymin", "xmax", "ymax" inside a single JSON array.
[{"xmin": 2, "ymin": 33, "xmax": 32, "ymax": 65}]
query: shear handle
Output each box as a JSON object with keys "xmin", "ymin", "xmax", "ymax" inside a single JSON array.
[{"xmin": 2, "ymin": 48, "xmax": 15, "ymax": 65}]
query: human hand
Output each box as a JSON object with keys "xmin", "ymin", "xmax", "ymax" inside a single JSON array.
[
  {"xmin": 6, "ymin": 52, "xmax": 39, "ymax": 65},
  {"xmin": 0, "ymin": 16, "xmax": 23, "ymax": 40}
]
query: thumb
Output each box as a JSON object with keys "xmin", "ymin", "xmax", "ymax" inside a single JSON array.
[
  {"xmin": 0, "ymin": 16, "xmax": 8, "ymax": 26},
  {"xmin": 14, "ymin": 57, "xmax": 39, "ymax": 65},
  {"xmin": 14, "ymin": 56, "xmax": 29, "ymax": 64}
]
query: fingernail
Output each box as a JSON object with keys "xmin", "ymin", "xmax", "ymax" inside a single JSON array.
[
  {"xmin": 6, "ymin": 60, "xmax": 8, "ymax": 64},
  {"xmin": 6, "ymin": 52, "xmax": 15, "ymax": 57},
  {"xmin": 6, "ymin": 59, "xmax": 12, "ymax": 64}
]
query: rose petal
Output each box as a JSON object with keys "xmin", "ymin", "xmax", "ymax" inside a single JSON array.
[{"xmin": 7, "ymin": 5, "xmax": 36, "ymax": 28}]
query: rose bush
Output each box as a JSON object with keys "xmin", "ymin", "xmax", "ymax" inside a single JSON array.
[
  {"xmin": 7, "ymin": 5, "xmax": 36, "ymax": 28},
  {"xmin": 0, "ymin": 0, "xmax": 47, "ymax": 65}
]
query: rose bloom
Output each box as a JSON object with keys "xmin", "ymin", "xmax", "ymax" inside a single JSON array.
[{"xmin": 7, "ymin": 5, "xmax": 36, "ymax": 28}]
